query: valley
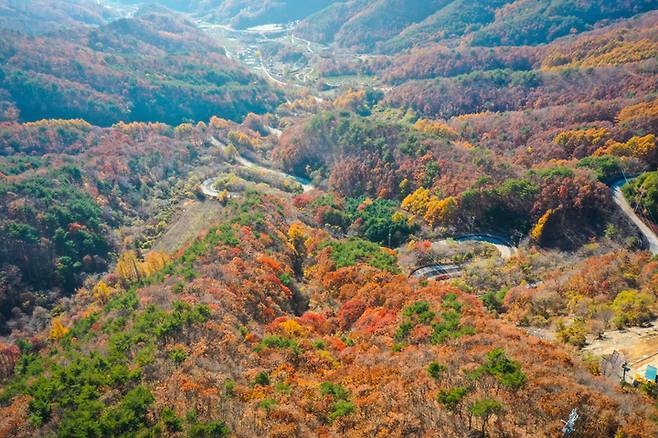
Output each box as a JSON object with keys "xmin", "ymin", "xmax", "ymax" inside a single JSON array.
[{"xmin": 0, "ymin": 1, "xmax": 657, "ymax": 437}]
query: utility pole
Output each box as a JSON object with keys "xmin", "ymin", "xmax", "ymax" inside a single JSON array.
[
  {"xmin": 621, "ymin": 166, "xmax": 628, "ymax": 185},
  {"xmin": 621, "ymin": 361, "xmax": 631, "ymax": 386},
  {"xmin": 561, "ymin": 408, "xmax": 579, "ymax": 437}
]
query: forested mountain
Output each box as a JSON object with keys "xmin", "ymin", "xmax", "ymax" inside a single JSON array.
[
  {"xmin": 0, "ymin": 8, "xmax": 281, "ymax": 125},
  {"xmin": 116, "ymin": 0, "xmax": 339, "ymax": 29},
  {"xmin": 298, "ymin": 0, "xmax": 658, "ymax": 52},
  {"xmin": 0, "ymin": 0, "xmax": 115, "ymax": 34},
  {"xmin": 0, "ymin": 1, "xmax": 657, "ymax": 437}
]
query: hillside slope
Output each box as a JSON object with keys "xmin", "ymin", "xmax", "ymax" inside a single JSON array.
[
  {"xmin": 0, "ymin": 0, "xmax": 115, "ymax": 34},
  {"xmin": 116, "ymin": 0, "xmax": 339, "ymax": 29},
  {"xmin": 0, "ymin": 9, "xmax": 281, "ymax": 125},
  {"xmin": 298, "ymin": 0, "xmax": 658, "ymax": 52},
  {"xmin": 0, "ymin": 189, "xmax": 654, "ymax": 437},
  {"xmin": 0, "ymin": 2, "xmax": 657, "ymax": 437}
]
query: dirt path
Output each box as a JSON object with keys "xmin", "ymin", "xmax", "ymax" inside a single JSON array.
[{"xmin": 151, "ymin": 200, "xmax": 226, "ymax": 253}]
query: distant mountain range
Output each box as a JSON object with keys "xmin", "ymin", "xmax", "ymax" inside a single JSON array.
[
  {"xmin": 0, "ymin": 0, "xmax": 116, "ymax": 33},
  {"xmin": 114, "ymin": 0, "xmax": 658, "ymax": 53},
  {"xmin": 296, "ymin": 0, "xmax": 658, "ymax": 52},
  {"xmin": 114, "ymin": 0, "xmax": 338, "ymax": 29},
  {"xmin": 6, "ymin": 0, "xmax": 655, "ymax": 54}
]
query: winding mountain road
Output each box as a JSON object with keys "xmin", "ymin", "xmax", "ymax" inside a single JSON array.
[
  {"xmin": 410, "ymin": 264, "xmax": 462, "ymax": 280},
  {"xmin": 258, "ymin": 58, "xmax": 287, "ymax": 86},
  {"xmin": 413, "ymin": 178, "xmax": 658, "ymax": 280},
  {"xmin": 612, "ymin": 178, "xmax": 658, "ymax": 255},
  {"xmin": 201, "ymin": 177, "xmax": 222, "ymax": 197},
  {"xmin": 202, "ymin": 137, "xmax": 315, "ymax": 196},
  {"xmin": 202, "ymin": 139, "xmax": 658, "ymax": 278},
  {"xmin": 410, "ymin": 234, "xmax": 517, "ymax": 280},
  {"xmin": 440, "ymin": 235, "xmax": 517, "ymax": 259}
]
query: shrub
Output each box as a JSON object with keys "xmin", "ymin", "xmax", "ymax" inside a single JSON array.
[
  {"xmin": 329, "ymin": 400, "xmax": 355, "ymax": 421},
  {"xmin": 275, "ymin": 382, "xmax": 292, "ymax": 394},
  {"xmin": 470, "ymin": 349, "xmax": 527, "ymax": 390},
  {"xmin": 254, "ymin": 372, "xmax": 270, "ymax": 387},
  {"xmin": 320, "ymin": 382, "xmax": 354, "ymax": 421},
  {"xmin": 161, "ymin": 407, "xmax": 183, "ymax": 432},
  {"xmin": 256, "ymin": 335, "xmax": 301, "ymax": 355},
  {"xmin": 258, "ymin": 398, "xmax": 277, "ymax": 411},
  {"xmin": 223, "ymin": 379, "xmax": 236, "ymax": 396},
  {"xmin": 320, "ymin": 382, "xmax": 349, "ymax": 400},
  {"xmin": 321, "ymin": 239, "xmax": 400, "ymax": 273},
  {"xmin": 168, "ymin": 347, "xmax": 188, "ymax": 364},
  {"xmin": 188, "ymin": 420, "xmax": 230, "ymax": 437},
  {"xmin": 99, "ymin": 385, "xmax": 154, "ymax": 436},
  {"xmin": 557, "ymin": 318, "xmax": 588, "ymax": 348},
  {"xmin": 402, "ymin": 301, "xmax": 435, "ymax": 323},
  {"xmin": 611, "ymin": 290, "xmax": 656, "ymax": 328},
  {"xmin": 428, "ymin": 362, "xmax": 447, "ymax": 380},
  {"xmin": 437, "ymin": 386, "xmax": 469, "ymax": 412}
]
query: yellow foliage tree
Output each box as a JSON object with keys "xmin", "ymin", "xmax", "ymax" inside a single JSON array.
[
  {"xmin": 617, "ymin": 99, "xmax": 658, "ymax": 125},
  {"xmin": 281, "ymin": 319, "xmax": 305, "ymax": 337},
  {"xmin": 334, "ymin": 89, "xmax": 367, "ymax": 111},
  {"xmin": 142, "ymin": 251, "xmax": 170, "ymax": 277},
  {"xmin": 611, "ymin": 289, "xmax": 656, "ymax": 328},
  {"xmin": 401, "ymin": 187, "xmax": 432, "ymax": 215},
  {"xmin": 50, "ymin": 318, "xmax": 69, "ymax": 342},
  {"xmin": 414, "ymin": 119, "xmax": 458, "ymax": 139},
  {"xmin": 217, "ymin": 189, "xmax": 230, "ymax": 205},
  {"xmin": 210, "ymin": 116, "xmax": 230, "ymax": 129},
  {"xmin": 228, "ymin": 130, "xmax": 254, "ymax": 149},
  {"xmin": 391, "ymin": 211, "xmax": 407, "ymax": 224},
  {"xmin": 174, "ymin": 123, "xmax": 194, "ymax": 138},
  {"xmin": 288, "ymin": 223, "xmax": 307, "ymax": 276},
  {"xmin": 93, "ymin": 280, "xmax": 115, "ymax": 303},
  {"xmin": 399, "ymin": 178, "xmax": 410, "ymax": 194},
  {"xmin": 595, "ymin": 134, "xmax": 656, "ymax": 160},
  {"xmin": 553, "ymin": 128, "xmax": 610, "ymax": 156},
  {"xmin": 626, "ymin": 134, "xmax": 656, "ymax": 160},
  {"xmin": 531, "ymin": 209, "xmax": 555, "ymax": 243},
  {"xmin": 115, "ymin": 251, "xmax": 145, "ymax": 285},
  {"xmin": 424, "ymin": 196, "xmax": 458, "ymax": 227}
]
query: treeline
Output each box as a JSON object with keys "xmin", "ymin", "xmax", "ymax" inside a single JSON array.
[
  {"xmin": 0, "ymin": 0, "xmax": 112, "ymax": 35},
  {"xmin": 319, "ymin": 10, "xmax": 658, "ymax": 91},
  {"xmin": 449, "ymin": 97, "xmax": 658, "ymax": 167},
  {"xmin": 276, "ymin": 107, "xmax": 515, "ymax": 200},
  {"xmin": 117, "ymin": 0, "xmax": 336, "ymax": 29}
]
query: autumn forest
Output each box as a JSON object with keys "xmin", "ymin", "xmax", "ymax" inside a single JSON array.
[{"xmin": 0, "ymin": 0, "xmax": 657, "ymax": 437}]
